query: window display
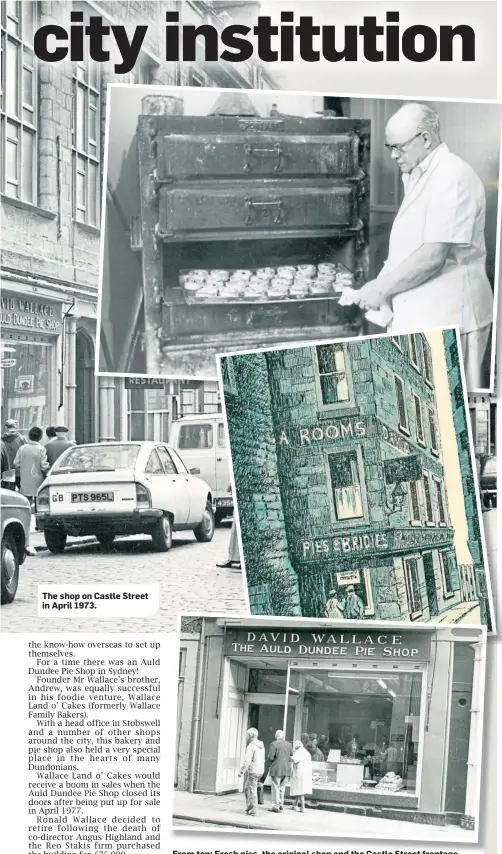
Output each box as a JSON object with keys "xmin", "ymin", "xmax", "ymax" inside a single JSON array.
[{"xmin": 1, "ymin": 341, "xmax": 52, "ymax": 434}]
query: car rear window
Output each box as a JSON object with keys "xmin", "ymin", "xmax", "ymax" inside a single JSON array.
[
  {"xmin": 178, "ymin": 424, "xmax": 213, "ymax": 450},
  {"xmin": 53, "ymin": 444, "xmax": 141, "ymax": 472}
]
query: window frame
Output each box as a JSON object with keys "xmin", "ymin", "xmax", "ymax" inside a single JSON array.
[
  {"xmin": 157, "ymin": 445, "xmax": 178, "ymax": 475},
  {"xmin": 432, "ymin": 475, "xmax": 447, "ymax": 526},
  {"xmin": 325, "ymin": 444, "xmax": 369, "ymax": 528},
  {"xmin": 409, "ymin": 334, "xmax": 421, "ymax": 371},
  {"xmin": 439, "ymin": 550, "xmax": 455, "ymax": 599},
  {"xmin": 1, "ymin": 0, "xmax": 38, "ymax": 203},
  {"xmin": 408, "ymin": 479, "xmax": 422, "ymax": 526},
  {"xmin": 315, "ymin": 343, "xmax": 355, "ymax": 413},
  {"xmin": 394, "ymin": 373, "xmax": 410, "ymax": 435},
  {"xmin": 412, "ymin": 391, "xmax": 426, "ymax": 447},
  {"xmin": 145, "ymin": 448, "xmax": 165, "ymax": 475},
  {"xmin": 403, "ymin": 556, "xmax": 423, "ymax": 619},
  {"xmin": 421, "ymin": 336, "xmax": 433, "ymax": 387},
  {"xmin": 427, "ymin": 407, "xmax": 439, "ymax": 456},
  {"xmin": 72, "ymin": 53, "xmax": 101, "ymax": 227},
  {"xmin": 217, "ymin": 421, "xmax": 226, "ymax": 448},
  {"xmin": 422, "ymin": 472, "xmax": 435, "ymax": 525},
  {"xmin": 391, "ymin": 335, "xmax": 402, "ymax": 350}
]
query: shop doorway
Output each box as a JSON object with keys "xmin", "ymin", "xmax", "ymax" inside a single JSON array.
[
  {"xmin": 75, "ymin": 330, "xmax": 95, "ymax": 444},
  {"xmin": 422, "ymin": 553, "xmax": 439, "ymax": 617},
  {"xmin": 248, "ymin": 702, "xmax": 296, "ymax": 760}
]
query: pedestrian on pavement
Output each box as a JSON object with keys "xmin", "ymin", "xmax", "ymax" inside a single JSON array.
[
  {"xmin": 238, "ymin": 727, "xmax": 265, "ymax": 816},
  {"xmin": 216, "ymin": 519, "xmax": 241, "ymax": 569},
  {"xmin": 2, "ymin": 419, "xmax": 27, "ymax": 479},
  {"xmin": 45, "ymin": 425, "xmax": 57, "ymax": 442},
  {"xmin": 290, "ymin": 740, "xmax": 312, "ymax": 812},
  {"xmin": 2, "ymin": 438, "xmax": 16, "ymax": 491},
  {"xmin": 45, "ymin": 425, "xmax": 76, "ymax": 468},
  {"xmin": 13, "ymin": 426, "xmax": 50, "ymax": 509},
  {"xmin": 268, "ymin": 729, "xmax": 293, "ymax": 813}
]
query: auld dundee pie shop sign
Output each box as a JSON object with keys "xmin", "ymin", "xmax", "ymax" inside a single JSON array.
[{"xmin": 224, "ymin": 629, "xmax": 432, "ymax": 661}]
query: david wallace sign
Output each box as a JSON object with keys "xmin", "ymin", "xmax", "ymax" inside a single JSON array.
[{"xmin": 224, "ymin": 628, "xmax": 432, "ymax": 661}]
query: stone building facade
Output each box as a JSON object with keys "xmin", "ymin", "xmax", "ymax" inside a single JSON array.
[
  {"xmin": 222, "ymin": 333, "xmax": 485, "ymax": 623},
  {"xmin": 1, "ymin": 1, "xmax": 276, "ymax": 441}
]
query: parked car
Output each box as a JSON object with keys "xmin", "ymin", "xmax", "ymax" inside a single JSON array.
[
  {"xmin": 480, "ymin": 456, "xmax": 497, "ymax": 508},
  {"xmin": 35, "ymin": 441, "xmax": 215, "ymax": 554},
  {"xmin": 169, "ymin": 413, "xmax": 233, "ymax": 524},
  {"xmin": 1, "ymin": 487, "xmax": 31, "ymax": 604}
]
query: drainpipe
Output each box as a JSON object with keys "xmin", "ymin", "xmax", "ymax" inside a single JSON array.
[
  {"xmin": 188, "ymin": 617, "xmax": 206, "ymax": 792},
  {"xmin": 460, "ymin": 641, "xmax": 484, "ymax": 829}
]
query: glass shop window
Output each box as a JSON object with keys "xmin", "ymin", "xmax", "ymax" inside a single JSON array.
[
  {"xmin": 317, "ymin": 344, "xmax": 350, "ymax": 404},
  {"xmin": 412, "ymin": 393, "xmax": 425, "ymax": 445},
  {"xmin": 404, "ymin": 558, "xmax": 422, "ymax": 615},
  {"xmin": 394, "ymin": 375, "xmax": 409, "ymax": 432},
  {"xmin": 178, "ymin": 423, "xmax": 213, "ymax": 450},
  {"xmin": 329, "ymin": 451, "xmax": 364, "ymax": 520},
  {"xmin": 422, "ymin": 475, "xmax": 434, "ymax": 523},
  {"xmin": 1, "ymin": 341, "xmax": 52, "ymax": 436},
  {"xmin": 286, "ymin": 669, "xmax": 424, "ymax": 794},
  {"xmin": 409, "ymin": 481, "xmax": 421, "ymax": 523}
]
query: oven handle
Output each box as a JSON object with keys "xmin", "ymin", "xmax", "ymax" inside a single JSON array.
[
  {"xmin": 244, "ymin": 196, "xmax": 283, "ymax": 225},
  {"xmin": 243, "ymin": 142, "xmax": 284, "ymax": 173}
]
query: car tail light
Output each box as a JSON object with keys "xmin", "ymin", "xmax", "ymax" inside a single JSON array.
[
  {"xmin": 37, "ymin": 488, "xmax": 50, "ymax": 509},
  {"xmin": 135, "ymin": 483, "xmax": 151, "ymax": 507}
]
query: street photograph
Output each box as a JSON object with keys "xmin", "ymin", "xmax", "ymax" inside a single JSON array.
[{"xmin": 173, "ymin": 614, "xmax": 487, "ymax": 842}]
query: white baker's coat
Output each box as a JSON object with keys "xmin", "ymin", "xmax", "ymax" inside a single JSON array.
[{"xmin": 380, "ymin": 143, "xmax": 494, "ymax": 333}]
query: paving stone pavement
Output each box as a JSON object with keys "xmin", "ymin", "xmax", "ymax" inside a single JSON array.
[{"xmin": 1, "ymin": 525, "xmax": 248, "ymax": 634}]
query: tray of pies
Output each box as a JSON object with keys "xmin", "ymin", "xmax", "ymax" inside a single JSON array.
[{"xmin": 179, "ymin": 263, "xmax": 356, "ymax": 305}]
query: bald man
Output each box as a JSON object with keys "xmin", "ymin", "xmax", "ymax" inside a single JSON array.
[{"xmin": 340, "ymin": 102, "xmax": 494, "ymax": 388}]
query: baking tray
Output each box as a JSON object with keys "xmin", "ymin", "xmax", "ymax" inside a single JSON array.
[{"xmin": 179, "ymin": 264, "xmax": 356, "ymax": 306}]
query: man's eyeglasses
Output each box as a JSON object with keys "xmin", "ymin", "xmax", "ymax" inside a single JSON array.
[{"xmin": 385, "ymin": 131, "xmax": 424, "ymax": 156}]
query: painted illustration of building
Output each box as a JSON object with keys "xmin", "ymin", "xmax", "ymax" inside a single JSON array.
[
  {"xmin": 222, "ymin": 331, "xmax": 489, "ymax": 624},
  {"xmin": 0, "ymin": 1, "xmax": 276, "ymax": 439}
]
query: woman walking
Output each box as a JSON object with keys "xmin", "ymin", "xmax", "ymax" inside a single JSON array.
[
  {"xmin": 290, "ymin": 739, "xmax": 312, "ymax": 813},
  {"xmin": 13, "ymin": 426, "xmax": 50, "ymax": 510}
]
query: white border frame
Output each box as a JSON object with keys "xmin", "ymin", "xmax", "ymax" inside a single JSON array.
[{"xmin": 96, "ymin": 84, "xmax": 501, "ymax": 392}]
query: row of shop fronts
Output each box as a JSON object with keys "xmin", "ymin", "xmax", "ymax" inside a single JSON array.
[
  {"xmin": 177, "ymin": 617, "xmax": 486, "ymax": 829},
  {"xmin": 1, "ymin": 285, "xmax": 220, "ymax": 441}
]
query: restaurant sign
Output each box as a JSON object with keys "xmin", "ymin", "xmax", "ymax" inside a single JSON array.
[
  {"xmin": 124, "ymin": 377, "xmax": 166, "ymax": 389},
  {"xmin": 225, "ymin": 628, "xmax": 432, "ymax": 661},
  {"xmin": 299, "ymin": 526, "xmax": 453, "ymax": 561},
  {"xmin": 1, "ymin": 292, "xmax": 62, "ymax": 334}
]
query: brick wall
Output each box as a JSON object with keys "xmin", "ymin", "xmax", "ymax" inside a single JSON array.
[{"xmin": 222, "ymin": 353, "xmax": 301, "ymax": 615}]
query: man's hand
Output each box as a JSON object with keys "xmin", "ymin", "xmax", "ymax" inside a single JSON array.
[{"xmin": 357, "ymin": 280, "xmax": 388, "ymax": 311}]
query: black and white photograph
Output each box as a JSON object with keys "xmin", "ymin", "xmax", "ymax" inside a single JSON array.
[
  {"xmin": 173, "ymin": 614, "xmax": 487, "ymax": 842},
  {"xmin": 98, "ymin": 85, "xmax": 501, "ymax": 391},
  {"xmin": 218, "ymin": 328, "xmax": 495, "ymax": 629}
]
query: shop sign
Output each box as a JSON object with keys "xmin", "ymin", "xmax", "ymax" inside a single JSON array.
[
  {"xmin": 225, "ymin": 628, "xmax": 431, "ymax": 661},
  {"xmin": 300, "ymin": 531, "xmax": 389, "ymax": 559},
  {"xmin": 379, "ymin": 421, "xmax": 411, "ymax": 454},
  {"xmin": 0, "ymin": 293, "xmax": 62, "ymax": 334},
  {"xmin": 0, "ymin": 358, "xmax": 16, "ymax": 368},
  {"xmin": 277, "ymin": 416, "xmax": 374, "ymax": 447},
  {"xmin": 393, "ymin": 527, "xmax": 454, "ymax": 551},
  {"xmin": 299, "ymin": 526, "xmax": 453, "ymax": 561},
  {"xmin": 124, "ymin": 377, "xmax": 166, "ymax": 389},
  {"xmin": 336, "ymin": 570, "xmax": 361, "ymax": 586},
  {"xmin": 384, "ymin": 455, "xmax": 422, "ymax": 484}
]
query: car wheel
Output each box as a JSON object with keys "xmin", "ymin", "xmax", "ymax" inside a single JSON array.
[
  {"xmin": 44, "ymin": 529, "xmax": 67, "ymax": 554},
  {"xmin": 194, "ymin": 501, "xmax": 215, "ymax": 543},
  {"xmin": 96, "ymin": 532, "xmax": 115, "ymax": 549},
  {"xmin": 1, "ymin": 533, "xmax": 20, "ymax": 605},
  {"xmin": 151, "ymin": 515, "xmax": 172, "ymax": 552}
]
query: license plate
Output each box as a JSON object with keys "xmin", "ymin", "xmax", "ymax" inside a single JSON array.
[
  {"xmin": 71, "ymin": 492, "xmax": 114, "ymax": 503},
  {"xmin": 217, "ymin": 498, "xmax": 233, "ymax": 507}
]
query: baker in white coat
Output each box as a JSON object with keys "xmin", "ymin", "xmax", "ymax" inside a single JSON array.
[{"xmin": 340, "ymin": 102, "xmax": 494, "ymax": 389}]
